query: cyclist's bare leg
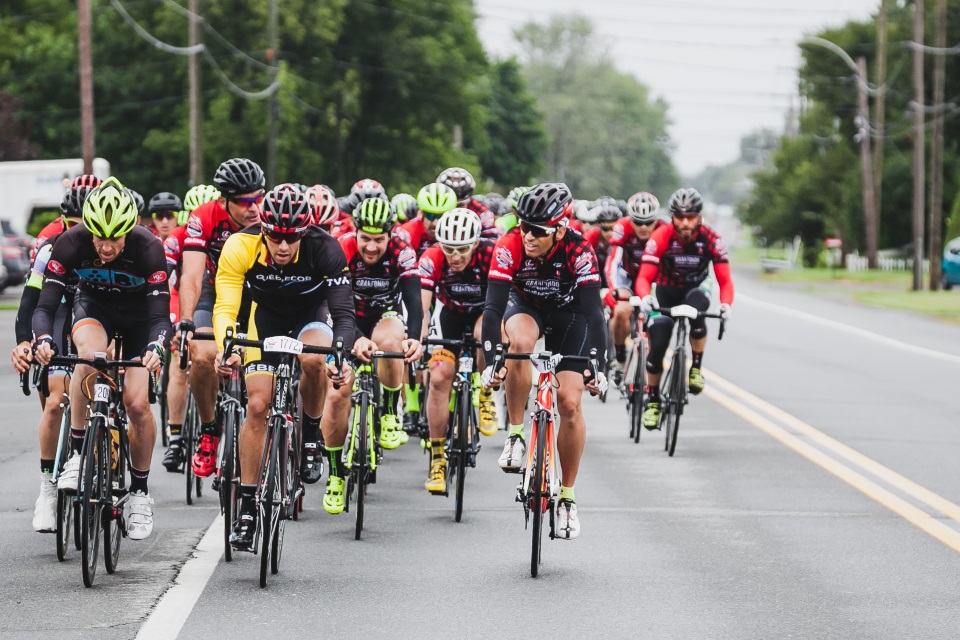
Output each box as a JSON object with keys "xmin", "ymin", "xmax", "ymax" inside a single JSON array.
[
  {"xmin": 555, "ymin": 370, "xmax": 586, "ymax": 487},
  {"xmin": 372, "ymin": 317, "xmax": 405, "ymax": 389},
  {"xmin": 123, "ymin": 368, "xmax": 157, "ymax": 471},
  {"xmin": 70, "ymin": 321, "xmax": 109, "ymax": 433},
  {"xmin": 319, "ymin": 369, "xmax": 353, "ymax": 448},
  {"xmin": 188, "ymin": 330, "xmax": 218, "ymax": 424},
  {"xmin": 503, "ymin": 313, "xmax": 538, "ymax": 425},
  {"xmin": 472, "ymin": 317, "xmax": 486, "ymax": 369},
  {"xmin": 167, "ymin": 352, "xmax": 188, "ymax": 425},
  {"xmin": 38, "ymin": 374, "xmax": 68, "ymax": 459},
  {"xmin": 297, "ymin": 329, "xmax": 332, "ymax": 418},
  {"xmin": 238, "ymin": 372, "xmax": 273, "ymax": 485},
  {"xmin": 426, "ymin": 357, "xmax": 454, "ymax": 439},
  {"xmin": 690, "ymin": 335, "xmax": 706, "ymax": 355}
]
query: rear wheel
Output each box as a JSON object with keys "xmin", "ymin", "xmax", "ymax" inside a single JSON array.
[
  {"xmin": 55, "ymin": 411, "xmax": 73, "ymax": 562},
  {"xmin": 185, "ymin": 394, "xmax": 197, "ymax": 505},
  {"xmin": 530, "ymin": 411, "xmax": 548, "ymax": 578},
  {"xmin": 80, "ymin": 423, "xmax": 103, "ymax": 587},
  {"xmin": 103, "ymin": 438, "xmax": 122, "ymax": 575},
  {"xmin": 220, "ymin": 402, "xmax": 239, "ymax": 562}
]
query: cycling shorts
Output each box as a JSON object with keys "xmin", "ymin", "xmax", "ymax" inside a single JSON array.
[
  {"xmin": 72, "ymin": 292, "xmax": 153, "ymax": 360},
  {"xmin": 242, "ymin": 301, "xmax": 333, "ymax": 375},
  {"xmin": 503, "ymin": 290, "xmax": 594, "ymax": 374},
  {"xmin": 355, "ymin": 309, "xmax": 405, "ymax": 343}
]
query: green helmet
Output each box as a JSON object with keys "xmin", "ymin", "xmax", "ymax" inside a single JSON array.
[
  {"xmin": 390, "ymin": 193, "xmax": 417, "ymax": 223},
  {"xmin": 181, "ymin": 184, "xmax": 222, "ymax": 224},
  {"xmin": 507, "ymin": 186, "xmax": 528, "ymax": 211},
  {"xmin": 416, "ymin": 183, "xmax": 457, "ymax": 216},
  {"xmin": 82, "ymin": 176, "xmax": 139, "ymax": 239},
  {"xmin": 353, "ymin": 197, "xmax": 396, "ymax": 234}
]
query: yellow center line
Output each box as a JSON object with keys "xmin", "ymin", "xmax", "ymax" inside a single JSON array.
[{"xmin": 702, "ymin": 377, "xmax": 960, "ymax": 554}]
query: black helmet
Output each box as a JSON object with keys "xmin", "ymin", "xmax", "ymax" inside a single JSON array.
[
  {"xmin": 437, "ymin": 167, "xmax": 476, "ymax": 202},
  {"xmin": 591, "ymin": 203, "xmax": 621, "ymax": 224},
  {"xmin": 515, "ymin": 183, "xmax": 573, "ymax": 226},
  {"xmin": 260, "ymin": 183, "xmax": 313, "ymax": 234},
  {"xmin": 128, "ymin": 189, "xmax": 145, "ymax": 215},
  {"xmin": 213, "ymin": 157, "xmax": 266, "ymax": 197},
  {"xmin": 148, "ymin": 192, "xmax": 183, "ymax": 214},
  {"xmin": 668, "ymin": 188, "xmax": 703, "ymax": 216}
]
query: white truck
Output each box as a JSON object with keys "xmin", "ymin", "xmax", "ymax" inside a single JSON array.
[{"xmin": 0, "ymin": 158, "xmax": 110, "ymax": 233}]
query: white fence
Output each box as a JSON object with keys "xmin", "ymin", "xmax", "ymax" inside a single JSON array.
[{"xmin": 844, "ymin": 253, "xmax": 929, "ymax": 272}]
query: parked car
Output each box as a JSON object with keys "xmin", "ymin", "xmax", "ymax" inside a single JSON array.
[
  {"xmin": 942, "ymin": 237, "xmax": 960, "ymax": 290},
  {"xmin": 0, "ymin": 236, "xmax": 29, "ymax": 290}
]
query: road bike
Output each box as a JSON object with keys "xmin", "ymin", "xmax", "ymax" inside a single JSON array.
[
  {"xmin": 489, "ymin": 345, "xmax": 599, "ymax": 578},
  {"xmin": 622, "ymin": 296, "xmax": 649, "ymax": 443}
]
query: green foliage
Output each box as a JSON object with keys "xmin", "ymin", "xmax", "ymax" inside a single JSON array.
[{"xmin": 28, "ymin": 211, "xmax": 60, "ymax": 237}]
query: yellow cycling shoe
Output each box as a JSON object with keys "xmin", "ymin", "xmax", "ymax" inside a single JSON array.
[
  {"xmin": 424, "ymin": 458, "xmax": 447, "ymax": 495},
  {"xmin": 379, "ymin": 414, "xmax": 404, "ymax": 450},
  {"xmin": 323, "ymin": 475, "xmax": 345, "ymax": 515},
  {"xmin": 478, "ymin": 388, "xmax": 499, "ymax": 436}
]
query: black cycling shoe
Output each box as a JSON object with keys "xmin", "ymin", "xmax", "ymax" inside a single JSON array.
[
  {"xmin": 402, "ymin": 412, "xmax": 420, "ymax": 434},
  {"xmin": 229, "ymin": 514, "xmax": 255, "ymax": 550},
  {"xmin": 300, "ymin": 442, "xmax": 324, "ymax": 485},
  {"xmin": 162, "ymin": 441, "xmax": 184, "ymax": 472}
]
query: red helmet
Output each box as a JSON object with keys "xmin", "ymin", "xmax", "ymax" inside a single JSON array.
[
  {"xmin": 306, "ymin": 184, "xmax": 339, "ymax": 226},
  {"xmin": 260, "ymin": 184, "xmax": 312, "ymax": 235}
]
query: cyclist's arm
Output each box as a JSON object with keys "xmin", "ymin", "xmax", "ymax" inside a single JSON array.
[
  {"xmin": 714, "ymin": 261, "xmax": 734, "ymax": 305},
  {"xmin": 605, "ymin": 246, "xmax": 625, "ymax": 296},
  {"xmin": 212, "ymin": 235, "xmax": 248, "ymax": 350},
  {"xmin": 633, "ymin": 262, "xmax": 658, "ymax": 297},
  {"xmin": 573, "ymin": 284, "xmax": 607, "ymax": 372},
  {"xmin": 481, "ymin": 279, "xmax": 510, "ymax": 365},
  {"xmin": 420, "ymin": 289, "xmax": 433, "ymax": 340},
  {"xmin": 326, "ymin": 268, "xmax": 357, "ymax": 352},
  {"xmin": 15, "ymin": 244, "xmax": 49, "ymax": 344},
  {"xmin": 400, "ymin": 276, "xmax": 423, "ymax": 340},
  {"xmin": 179, "ymin": 250, "xmax": 206, "ymax": 323},
  {"xmin": 32, "ymin": 235, "xmax": 75, "ymax": 342},
  {"xmin": 143, "ymin": 239, "xmax": 173, "ymax": 349}
]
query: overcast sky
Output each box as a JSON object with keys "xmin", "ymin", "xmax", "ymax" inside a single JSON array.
[{"xmin": 473, "ymin": 0, "xmax": 880, "ymax": 177}]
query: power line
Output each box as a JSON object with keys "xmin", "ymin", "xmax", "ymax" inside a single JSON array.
[{"xmin": 109, "ymin": 0, "xmax": 202, "ymax": 56}]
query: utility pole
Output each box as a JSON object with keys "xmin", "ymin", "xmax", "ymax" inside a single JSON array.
[
  {"xmin": 911, "ymin": 0, "xmax": 925, "ymax": 291},
  {"xmin": 857, "ymin": 57, "xmax": 877, "ymax": 269},
  {"xmin": 873, "ymin": 0, "xmax": 889, "ymax": 246},
  {"xmin": 266, "ymin": 0, "xmax": 278, "ymax": 186},
  {"xmin": 188, "ymin": 0, "xmax": 203, "ymax": 185},
  {"xmin": 77, "ymin": 0, "xmax": 95, "ymax": 174},
  {"xmin": 929, "ymin": 0, "xmax": 946, "ymax": 290}
]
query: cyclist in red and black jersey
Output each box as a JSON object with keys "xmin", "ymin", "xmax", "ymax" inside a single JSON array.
[
  {"xmin": 604, "ymin": 191, "xmax": 663, "ymax": 371},
  {"xmin": 581, "ymin": 202, "xmax": 621, "ymax": 289},
  {"xmin": 634, "ymin": 187, "xmax": 733, "ymax": 428},
  {"xmin": 481, "ymin": 183, "xmax": 608, "ymax": 541},
  {"xmin": 179, "ymin": 158, "xmax": 265, "ymax": 479},
  {"xmin": 417, "ymin": 209, "xmax": 498, "ymax": 493},
  {"xmin": 437, "ymin": 167, "xmax": 498, "ymax": 239},
  {"xmin": 397, "ymin": 183, "xmax": 457, "ymax": 257},
  {"xmin": 306, "ymin": 184, "xmax": 354, "ymax": 239}
]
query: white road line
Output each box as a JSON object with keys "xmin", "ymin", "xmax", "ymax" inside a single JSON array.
[
  {"xmin": 135, "ymin": 514, "xmax": 222, "ymax": 640},
  {"xmin": 737, "ymin": 292, "xmax": 960, "ymax": 364}
]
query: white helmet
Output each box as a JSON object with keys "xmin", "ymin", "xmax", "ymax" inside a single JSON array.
[
  {"xmin": 435, "ymin": 208, "xmax": 481, "ymax": 246},
  {"xmin": 627, "ymin": 191, "xmax": 660, "ymax": 224}
]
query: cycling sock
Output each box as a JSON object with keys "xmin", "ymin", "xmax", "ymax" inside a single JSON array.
[
  {"xmin": 645, "ymin": 386, "xmax": 660, "ymax": 401},
  {"xmin": 323, "ymin": 446, "xmax": 344, "ymax": 478},
  {"xmin": 615, "ymin": 345, "xmax": 627, "ymax": 363},
  {"xmin": 70, "ymin": 428, "xmax": 85, "ymax": 455},
  {"xmin": 41, "ymin": 471, "xmax": 53, "ymax": 485},
  {"xmin": 200, "ymin": 420, "xmax": 218, "ymax": 437},
  {"xmin": 559, "ymin": 486, "xmax": 576, "ymax": 502},
  {"xmin": 691, "ymin": 351, "xmax": 703, "ymax": 369},
  {"xmin": 381, "ymin": 384, "xmax": 401, "ymax": 416},
  {"xmin": 40, "ymin": 459, "xmax": 54, "ymax": 474},
  {"xmin": 508, "ymin": 423, "xmax": 524, "ymax": 438},
  {"xmin": 302, "ymin": 413, "xmax": 321, "ymax": 444},
  {"xmin": 404, "ymin": 383, "xmax": 421, "ymax": 412},
  {"xmin": 168, "ymin": 423, "xmax": 182, "ymax": 438},
  {"xmin": 430, "ymin": 438, "xmax": 444, "ymax": 461},
  {"xmin": 130, "ymin": 467, "xmax": 149, "ymax": 494},
  {"xmin": 239, "ymin": 484, "xmax": 256, "ymax": 513}
]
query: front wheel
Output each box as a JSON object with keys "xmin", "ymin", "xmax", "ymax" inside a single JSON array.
[
  {"xmin": 220, "ymin": 401, "xmax": 239, "ymax": 562},
  {"xmin": 664, "ymin": 349, "xmax": 686, "ymax": 457},
  {"xmin": 530, "ymin": 411, "xmax": 548, "ymax": 578},
  {"xmin": 259, "ymin": 430, "xmax": 280, "ymax": 588},
  {"xmin": 80, "ymin": 423, "xmax": 103, "ymax": 587},
  {"xmin": 454, "ymin": 389, "xmax": 470, "ymax": 523},
  {"xmin": 354, "ymin": 395, "xmax": 369, "ymax": 541}
]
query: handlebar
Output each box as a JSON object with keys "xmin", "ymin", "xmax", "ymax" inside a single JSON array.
[
  {"xmin": 656, "ymin": 305, "xmax": 726, "ymax": 341},
  {"xmin": 489, "ymin": 344, "xmax": 601, "ymax": 387},
  {"xmin": 178, "ymin": 327, "xmax": 215, "ymax": 370}
]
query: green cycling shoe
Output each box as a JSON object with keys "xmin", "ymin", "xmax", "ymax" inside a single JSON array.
[
  {"xmin": 379, "ymin": 414, "xmax": 405, "ymax": 450},
  {"xmin": 688, "ymin": 367, "xmax": 705, "ymax": 395},
  {"xmin": 323, "ymin": 475, "xmax": 345, "ymax": 514}
]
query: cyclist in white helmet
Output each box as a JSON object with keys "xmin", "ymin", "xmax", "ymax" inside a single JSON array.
[{"xmin": 417, "ymin": 208, "xmax": 498, "ymax": 494}]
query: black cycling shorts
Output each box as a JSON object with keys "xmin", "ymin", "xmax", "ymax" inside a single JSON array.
[
  {"xmin": 72, "ymin": 292, "xmax": 153, "ymax": 360},
  {"xmin": 355, "ymin": 309, "xmax": 404, "ymax": 343},
  {"xmin": 503, "ymin": 290, "xmax": 592, "ymax": 374},
  {"xmin": 242, "ymin": 301, "xmax": 332, "ymax": 374}
]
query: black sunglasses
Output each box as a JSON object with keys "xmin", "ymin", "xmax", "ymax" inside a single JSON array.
[
  {"xmin": 152, "ymin": 211, "xmax": 177, "ymax": 221},
  {"xmin": 519, "ymin": 221, "xmax": 556, "ymax": 239},
  {"xmin": 264, "ymin": 229, "xmax": 304, "ymax": 244}
]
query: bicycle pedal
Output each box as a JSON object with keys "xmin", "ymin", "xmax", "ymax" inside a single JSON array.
[{"xmin": 211, "ymin": 477, "xmax": 220, "ymax": 492}]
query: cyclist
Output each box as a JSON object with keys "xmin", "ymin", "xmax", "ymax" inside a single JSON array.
[
  {"xmin": 397, "ymin": 183, "xmax": 458, "ymax": 258},
  {"xmin": 32, "ymin": 177, "xmax": 171, "ymax": 540},
  {"xmin": 212, "ymin": 184, "xmax": 356, "ymax": 548},
  {"xmin": 436, "ymin": 167, "xmax": 497, "ymax": 238},
  {"xmin": 179, "ymin": 158, "xmax": 265, "ymax": 480},
  {"xmin": 32, "ymin": 176, "xmax": 102, "ymax": 261},
  {"xmin": 418, "ymin": 208, "xmax": 497, "ymax": 493},
  {"xmin": 147, "ymin": 192, "xmax": 182, "ymax": 240},
  {"xmin": 12, "ymin": 185, "xmax": 88, "ymax": 532},
  {"xmin": 604, "ymin": 192, "xmax": 663, "ymax": 374},
  {"xmin": 390, "ymin": 192, "xmax": 418, "ymax": 224},
  {"xmin": 568, "ymin": 199, "xmax": 596, "ymax": 234},
  {"xmin": 635, "ymin": 188, "xmax": 733, "ymax": 429},
  {"xmin": 582, "ymin": 202, "xmax": 620, "ymax": 290},
  {"xmin": 481, "ymin": 183, "xmax": 607, "ymax": 540},
  {"xmin": 494, "ymin": 186, "xmax": 526, "ymax": 235},
  {"xmin": 307, "ymin": 184, "xmax": 354, "ymax": 239},
  {"xmin": 319, "ymin": 198, "xmax": 423, "ymax": 514}
]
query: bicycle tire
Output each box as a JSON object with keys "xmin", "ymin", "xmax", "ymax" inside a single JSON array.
[
  {"xmin": 666, "ymin": 349, "xmax": 685, "ymax": 457},
  {"xmin": 220, "ymin": 399, "xmax": 239, "ymax": 563},
  {"xmin": 73, "ymin": 501, "xmax": 81, "ymax": 551},
  {"xmin": 632, "ymin": 338, "xmax": 647, "ymax": 444},
  {"xmin": 454, "ymin": 387, "xmax": 469, "ymax": 523},
  {"xmin": 80, "ymin": 420, "xmax": 103, "ymax": 587},
  {"xmin": 271, "ymin": 424, "xmax": 288, "ymax": 575},
  {"xmin": 530, "ymin": 410, "xmax": 548, "ymax": 578},
  {"xmin": 260, "ymin": 430, "xmax": 279, "ymax": 588},
  {"xmin": 104, "ymin": 417, "xmax": 126, "ymax": 575},
  {"xmin": 661, "ymin": 361, "xmax": 674, "ymax": 453},
  {"xmin": 55, "ymin": 410, "xmax": 72, "ymax": 562},
  {"xmin": 185, "ymin": 393, "xmax": 197, "ymax": 505},
  {"xmin": 159, "ymin": 357, "xmax": 170, "ymax": 447},
  {"xmin": 355, "ymin": 393, "xmax": 369, "ymax": 541}
]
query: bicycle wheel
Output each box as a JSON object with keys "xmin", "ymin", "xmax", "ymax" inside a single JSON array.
[
  {"xmin": 454, "ymin": 388, "xmax": 469, "ymax": 523},
  {"xmin": 354, "ymin": 394, "xmax": 369, "ymax": 541},
  {"xmin": 103, "ymin": 427, "xmax": 122, "ymax": 575},
  {"xmin": 80, "ymin": 422, "xmax": 103, "ymax": 587},
  {"xmin": 530, "ymin": 411, "xmax": 548, "ymax": 578},
  {"xmin": 272, "ymin": 429, "xmax": 289, "ymax": 575},
  {"xmin": 55, "ymin": 411, "xmax": 72, "ymax": 562},
  {"xmin": 158, "ymin": 357, "xmax": 170, "ymax": 447},
  {"xmin": 260, "ymin": 429, "xmax": 280, "ymax": 588},
  {"xmin": 631, "ymin": 339, "xmax": 647, "ymax": 444},
  {"xmin": 185, "ymin": 393, "xmax": 197, "ymax": 505},
  {"xmin": 664, "ymin": 349, "xmax": 685, "ymax": 457},
  {"xmin": 220, "ymin": 401, "xmax": 240, "ymax": 562}
]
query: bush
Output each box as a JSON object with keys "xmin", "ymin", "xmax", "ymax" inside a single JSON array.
[{"xmin": 28, "ymin": 211, "xmax": 60, "ymax": 237}]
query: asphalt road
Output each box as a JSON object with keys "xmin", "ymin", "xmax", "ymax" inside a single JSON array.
[{"xmin": 2, "ymin": 272, "xmax": 960, "ymax": 639}]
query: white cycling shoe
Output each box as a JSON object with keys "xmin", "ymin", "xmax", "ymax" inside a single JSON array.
[
  {"xmin": 556, "ymin": 499, "xmax": 580, "ymax": 540},
  {"xmin": 33, "ymin": 480, "xmax": 57, "ymax": 533},
  {"xmin": 498, "ymin": 435, "xmax": 525, "ymax": 473},
  {"xmin": 127, "ymin": 491, "xmax": 154, "ymax": 540},
  {"xmin": 57, "ymin": 455, "xmax": 80, "ymax": 494}
]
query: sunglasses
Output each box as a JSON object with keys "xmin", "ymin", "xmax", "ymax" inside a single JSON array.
[
  {"xmin": 440, "ymin": 244, "xmax": 473, "ymax": 256},
  {"xmin": 519, "ymin": 221, "xmax": 557, "ymax": 239},
  {"xmin": 600, "ymin": 224, "xmax": 615, "ymax": 232},
  {"xmin": 422, "ymin": 211, "xmax": 444, "ymax": 221},
  {"xmin": 633, "ymin": 220, "xmax": 656, "ymax": 227},
  {"xmin": 264, "ymin": 229, "xmax": 304, "ymax": 244},
  {"xmin": 231, "ymin": 193, "xmax": 264, "ymax": 207},
  {"xmin": 152, "ymin": 211, "xmax": 177, "ymax": 221}
]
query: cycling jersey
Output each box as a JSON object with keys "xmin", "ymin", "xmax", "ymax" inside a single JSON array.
[
  {"xmin": 319, "ymin": 212, "xmax": 354, "ymax": 240},
  {"xmin": 605, "ymin": 218, "xmax": 663, "ymax": 284},
  {"xmin": 163, "ymin": 225, "xmax": 189, "ymax": 281},
  {"xmin": 213, "ymin": 225, "xmax": 355, "ymax": 350},
  {"xmin": 582, "ymin": 228, "xmax": 612, "ymax": 289},
  {"xmin": 16, "ymin": 232, "xmax": 77, "ymax": 346},
  {"xmin": 418, "ymin": 239, "xmax": 494, "ymax": 316},
  {"xmin": 182, "ymin": 200, "xmax": 243, "ymax": 281},
  {"xmin": 339, "ymin": 232, "xmax": 423, "ymax": 338},
  {"xmin": 397, "ymin": 217, "xmax": 437, "ymax": 257},
  {"xmin": 31, "ymin": 218, "xmax": 72, "ymax": 262},
  {"xmin": 634, "ymin": 222, "xmax": 733, "ymax": 303},
  {"xmin": 463, "ymin": 198, "xmax": 498, "ymax": 239},
  {"xmin": 33, "ymin": 225, "xmax": 171, "ymax": 349}
]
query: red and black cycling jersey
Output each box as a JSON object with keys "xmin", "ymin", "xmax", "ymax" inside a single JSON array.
[
  {"xmin": 607, "ymin": 218, "xmax": 663, "ymax": 281},
  {"xmin": 582, "ymin": 227, "xmax": 612, "ymax": 288},
  {"xmin": 338, "ymin": 231, "xmax": 423, "ymax": 337},
  {"xmin": 33, "ymin": 225, "xmax": 171, "ymax": 346},
  {"xmin": 396, "ymin": 217, "xmax": 437, "ymax": 257},
  {"xmin": 320, "ymin": 212, "xmax": 354, "ymax": 239},
  {"xmin": 488, "ymin": 227, "xmax": 602, "ymax": 312},
  {"xmin": 182, "ymin": 200, "xmax": 243, "ymax": 281},
  {"xmin": 635, "ymin": 222, "xmax": 734, "ymax": 303},
  {"xmin": 463, "ymin": 198, "xmax": 498, "ymax": 239},
  {"xmin": 31, "ymin": 218, "xmax": 73, "ymax": 262},
  {"xmin": 163, "ymin": 224, "xmax": 189, "ymax": 288},
  {"xmin": 418, "ymin": 239, "xmax": 494, "ymax": 316}
]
